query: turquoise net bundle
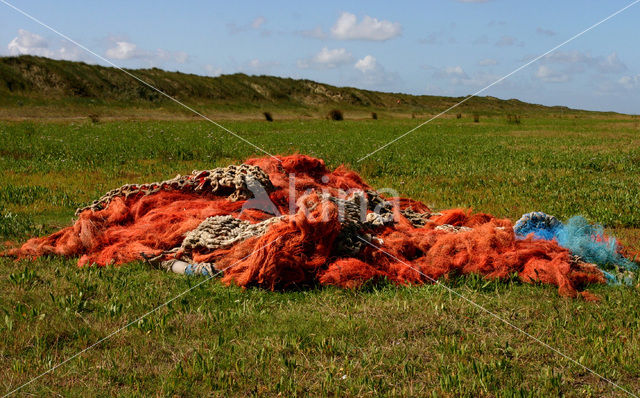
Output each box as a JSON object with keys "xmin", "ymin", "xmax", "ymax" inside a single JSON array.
[{"xmin": 514, "ymin": 212, "xmax": 637, "ymax": 284}]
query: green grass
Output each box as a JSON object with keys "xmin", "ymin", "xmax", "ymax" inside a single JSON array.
[{"xmin": 1, "ymin": 115, "xmax": 640, "ymax": 396}]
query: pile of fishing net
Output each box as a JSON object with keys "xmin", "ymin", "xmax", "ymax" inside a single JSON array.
[{"xmin": 5, "ymin": 155, "xmax": 637, "ymax": 300}]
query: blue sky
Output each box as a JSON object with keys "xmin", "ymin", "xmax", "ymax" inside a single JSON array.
[{"xmin": 1, "ymin": 0, "xmax": 639, "ymax": 113}]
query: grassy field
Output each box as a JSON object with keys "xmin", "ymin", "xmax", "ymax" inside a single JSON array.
[{"xmin": 1, "ymin": 114, "xmax": 640, "ymax": 396}]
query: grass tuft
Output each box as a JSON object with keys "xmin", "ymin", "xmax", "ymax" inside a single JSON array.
[
  {"xmin": 88, "ymin": 113, "xmax": 100, "ymax": 124},
  {"xmin": 328, "ymin": 109, "xmax": 344, "ymax": 121},
  {"xmin": 507, "ymin": 114, "xmax": 521, "ymax": 124}
]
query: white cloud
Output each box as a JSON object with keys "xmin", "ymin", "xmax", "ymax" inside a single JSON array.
[
  {"xmin": 160, "ymin": 49, "xmax": 188, "ymax": 63},
  {"xmin": 7, "ymin": 29, "xmax": 49, "ymax": 55},
  {"xmin": 534, "ymin": 65, "xmax": 569, "ymax": 83},
  {"xmin": 419, "ymin": 32, "xmax": 443, "ymax": 45},
  {"xmin": 354, "ymin": 55, "xmax": 377, "ymax": 73},
  {"xmin": 419, "ymin": 30, "xmax": 457, "ymax": 45},
  {"xmin": 330, "ymin": 12, "xmax": 401, "ymax": 41},
  {"xmin": 105, "ymin": 41, "xmax": 139, "ymax": 60},
  {"xmin": 541, "ymin": 50, "xmax": 627, "ymax": 74},
  {"xmin": 353, "ymin": 55, "xmax": 399, "ymax": 87},
  {"xmin": 595, "ymin": 73, "xmax": 640, "ymax": 96},
  {"xmin": 478, "ymin": 58, "xmax": 497, "ymax": 66},
  {"xmin": 536, "ymin": 27, "xmax": 556, "ymax": 36},
  {"xmin": 596, "ymin": 52, "xmax": 626, "ymax": 74},
  {"xmin": 297, "ymin": 47, "xmax": 353, "ymax": 69},
  {"xmin": 495, "ymin": 35, "xmax": 523, "ymax": 47},
  {"xmin": 542, "ymin": 51, "xmax": 587, "ymax": 64},
  {"xmin": 428, "ymin": 65, "xmax": 502, "ymax": 87},
  {"xmin": 105, "ymin": 39, "xmax": 188, "ymax": 64},
  {"xmin": 297, "ymin": 26, "xmax": 326, "ymax": 39},
  {"xmin": 56, "ymin": 46, "xmax": 84, "ymax": 61},
  {"xmin": 228, "ymin": 16, "xmax": 270, "ymax": 35},
  {"xmin": 241, "ymin": 58, "xmax": 280, "ymax": 74},
  {"xmin": 7, "ymin": 29, "xmax": 85, "ymax": 61},
  {"xmin": 204, "ymin": 65, "xmax": 223, "ymax": 77},
  {"xmin": 527, "ymin": 51, "xmax": 628, "ymax": 85},
  {"xmin": 618, "ymin": 75, "xmax": 640, "ymax": 90},
  {"xmin": 442, "ymin": 65, "xmax": 468, "ymax": 78},
  {"xmin": 251, "ymin": 16, "xmax": 266, "ymax": 29}
]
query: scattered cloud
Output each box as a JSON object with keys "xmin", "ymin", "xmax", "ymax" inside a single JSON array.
[
  {"xmin": 536, "ymin": 27, "xmax": 556, "ymax": 36},
  {"xmin": 296, "ymin": 26, "xmax": 326, "ymax": 39},
  {"xmin": 541, "ymin": 50, "xmax": 627, "ymax": 74},
  {"xmin": 542, "ymin": 51, "xmax": 588, "ymax": 64},
  {"xmin": 251, "ymin": 16, "xmax": 266, "ymax": 29},
  {"xmin": 241, "ymin": 58, "xmax": 280, "ymax": 74},
  {"xmin": 7, "ymin": 29, "xmax": 85, "ymax": 61},
  {"xmin": 354, "ymin": 55, "xmax": 377, "ymax": 73},
  {"xmin": 105, "ymin": 41, "xmax": 139, "ymax": 60},
  {"xmin": 297, "ymin": 12, "xmax": 403, "ymax": 42},
  {"xmin": 7, "ymin": 29, "xmax": 48, "ymax": 55},
  {"xmin": 297, "ymin": 47, "xmax": 353, "ymax": 69},
  {"xmin": 353, "ymin": 55, "xmax": 399, "ymax": 87},
  {"xmin": 419, "ymin": 29, "xmax": 457, "ymax": 45},
  {"xmin": 618, "ymin": 75, "xmax": 640, "ymax": 89},
  {"xmin": 204, "ymin": 64, "xmax": 223, "ymax": 77},
  {"xmin": 419, "ymin": 32, "xmax": 442, "ymax": 45},
  {"xmin": 228, "ymin": 16, "xmax": 269, "ymax": 35},
  {"xmin": 531, "ymin": 50, "xmax": 628, "ymax": 85},
  {"xmin": 534, "ymin": 65, "xmax": 569, "ymax": 83},
  {"xmin": 595, "ymin": 52, "xmax": 627, "ymax": 74},
  {"xmin": 478, "ymin": 58, "xmax": 497, "ymax": 66},
  {"xmin": 330, "ymin": 12, "xmax": 401, "ymax": 41},
  {"xmin": 105, "ymin": 39, "xmax": 188, "ymax": 64},
  {"xmin": 495, "ymin": 35, "xmax": 523, "ymax": 47},
  {"xmin": 419, "ymin": 21, "xmax": 457, "ymax": 45},
  {"xmin": 434, "ymin": 65, "xmax": 469, "ymax": 80},
  {"xmin": 426, "ymin": 64, "xmax": 503, "ymax": 88},
  {"xmin": 594, "ymin": 73, "xmax": 640, "ymax": 96},
  {"xmin": 158, "ymin": 49, "xmax": 188, "ymax": 63}
]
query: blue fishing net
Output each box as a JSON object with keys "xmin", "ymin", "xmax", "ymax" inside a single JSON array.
[
  {"xmin": 513, "ymin": 212, "xmax": 563, "ymax": 241},
  {"xmin": 514, "ymin": 212, "xmax": 637, "ymax": 284}
]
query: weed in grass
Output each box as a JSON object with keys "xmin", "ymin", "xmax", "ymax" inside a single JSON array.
[
  {"xmin": 507, "ymin": 114, "xmax": 522, "ymax": 124},
  {"xmin": 0, "ymin": 209, "xmax": 36, "ymax": 239},
  {"xmin": 328, "ymin": 109, "xmax": 343, "ymax": 121}
]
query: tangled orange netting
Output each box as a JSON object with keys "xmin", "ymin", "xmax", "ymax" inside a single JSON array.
[{"xmin": 6, "ymin": 155, "xmax": 606, "ymax": 300}]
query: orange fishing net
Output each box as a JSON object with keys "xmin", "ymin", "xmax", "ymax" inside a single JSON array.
[{"xmin": 6, "ymin": 155, "xmax": 606, "ymax": 299}]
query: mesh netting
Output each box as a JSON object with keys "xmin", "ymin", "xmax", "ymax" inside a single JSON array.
[{"xmin": 6, "ymin": 154, "xmax": 632, "ymax": 300}]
